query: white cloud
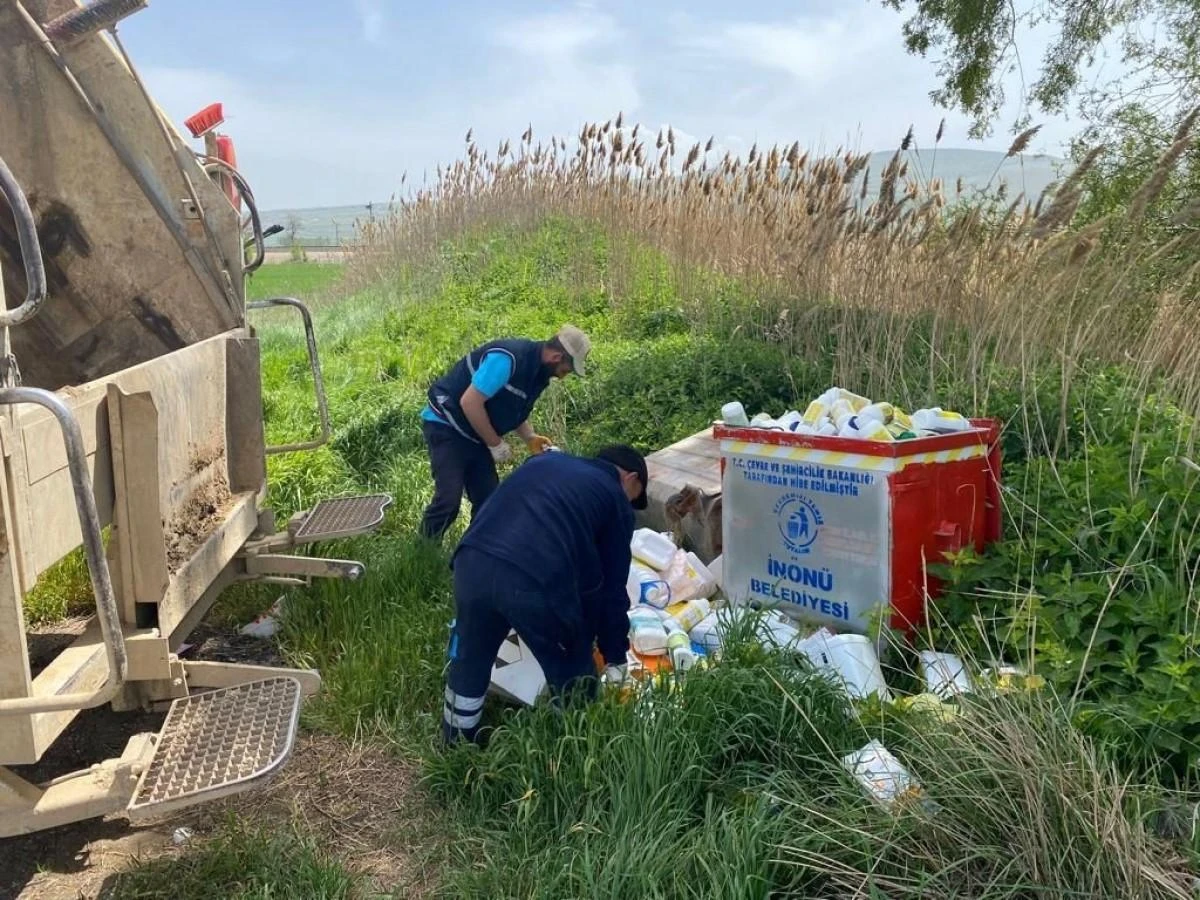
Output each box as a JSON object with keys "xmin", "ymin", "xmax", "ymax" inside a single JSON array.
[
  {"xmin": 143, "ymin": 66, "xmax": 438, "ymax": 206},
  {"xmin": 127, "ymin": 4, "xmax": 1086, "ymax": 208},
  {"xmin": 353, "ymin": 0, "xmax": 385, "ymax": 46},
  {"xmin": 482, "ymin": 7, "xmax": 641, "ymax": 138},
  {"xmin": 692, "ymin": 19, "xmax": 863, "ymax": 85},
  {"xmin": 668, "ymin": 7, "xmax": 1076, "ymax": 159},
  {"xmin": 492, "ymin": 7, "xmax": 619, "ymax": 58}
]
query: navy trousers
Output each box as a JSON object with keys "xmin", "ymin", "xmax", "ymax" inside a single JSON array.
[
  {"xmin": 420, "ymin": 420, "xmax": 499, "ymax": 540},
  {"xmin": 443, "ymin": 547, "xmax": 599, "ymax": 745}
]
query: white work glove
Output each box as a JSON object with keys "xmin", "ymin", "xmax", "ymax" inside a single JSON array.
[
  {"xmin": 488, "ymin": 441, "xmax": 513, "ymax": 464},
  {"xmin": 604, "ymin": 663, "xmax": 628, "ymax": 685}
]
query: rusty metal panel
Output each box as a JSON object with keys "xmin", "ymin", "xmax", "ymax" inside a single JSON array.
[{"xmin": 0, "ymin": 0, "xmax": 245, "ymax": 390}]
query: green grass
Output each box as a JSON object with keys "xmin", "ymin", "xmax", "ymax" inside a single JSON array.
[
  {"xmin": 72, "ymin": 221, "xmax": 1200, "ymax": 896},
  {"xmin": 246, "ymin": 261, "xmax": 346, "ymax": 300},
  {"xmin": 105, "ymin": 818, "xmax": 360, "ymax": 899}
]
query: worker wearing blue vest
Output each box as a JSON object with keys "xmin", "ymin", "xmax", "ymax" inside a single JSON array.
[
  {"xmin": 442, "ymin": 444, "xmax": 648, "ymax": 745},
  {"xmin": 419, "ymin": 326, "xmax": 592, "ymax": 540}
]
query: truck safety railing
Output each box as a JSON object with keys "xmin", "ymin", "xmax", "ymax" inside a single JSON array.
[
  {"xmin": 0, "ymin": 388, "xmax": 128, "ymax": 714},
  {"xmin": 247, "ymin": 297, "xmax": 331, "ymax": 454},
  {"xmin": 0, "ymin": 154, "xmax": 47, "ymax": 328}
]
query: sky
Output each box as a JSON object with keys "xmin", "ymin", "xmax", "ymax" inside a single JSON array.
[{"xmin": 117, "ymin": 0, "xmax": 1093, "ymax": 209}]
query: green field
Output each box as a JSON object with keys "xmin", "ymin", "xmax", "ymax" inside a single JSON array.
[{"xmin": 247, "ymin": 261, "xmax": 346, "ymax": 300}]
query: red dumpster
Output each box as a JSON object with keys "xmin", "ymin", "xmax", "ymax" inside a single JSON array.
[{"xmin": 713, "ymin": 419, "xmax": 1002, "ymax": 635}]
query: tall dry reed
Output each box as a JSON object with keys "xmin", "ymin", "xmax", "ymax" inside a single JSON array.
[{"xmin": 349, "ymin": 116, "xmax": 1200, "ymax": 425}]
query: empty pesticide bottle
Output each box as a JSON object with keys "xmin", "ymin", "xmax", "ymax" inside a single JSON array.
[
  {"xmin": 665, "ymin": 626, "xmax": 697, "ymax": 671},
  {"xmin": 801, "ymin": 400, "xmax": 829, "ymax": 428},
  {"xmin": 830, "ymin": 399, "xmax": 855, "ymax": 426},
  {"xmin": 666, "ymin": 597, "xmax": 712, "ymax": 633},
  {"xmin": 777, "ymin": 409, "xmax": 803, "ymax": 431},
  {"xmin": 631, "ymin": 528, "xmax": 677, "ymax": 570},
  {"xmin": 836, "ymin": 388, "xmax": 871, "ymax": 411},
  {"xmin": 858, "ymin": 402, "xmax": 894, "ymax": 425},
  {"xmin": 721, "ymin": 401, "xmax": 750, "ymax": 427},
  {"xmin": 628, "ymin": 561, "xmax": 671, "ymax": 608},
  {"xmin": 855, "ymin": 419, "xmax": 895, "ymax": 442},
  {"xmin": 912, "ymin": 408, "xmax": 970, "ymax": 433},
  {"xmin": 629, "ymin": 607, "xmax": 668, "ymax": 655}
]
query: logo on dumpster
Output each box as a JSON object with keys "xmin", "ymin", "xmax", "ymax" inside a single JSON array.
[{"xmin": 773, "ymin": 493, "xmax": 823, "ymax": 555}]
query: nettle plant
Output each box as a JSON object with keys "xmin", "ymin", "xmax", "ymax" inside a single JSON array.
[{"xmin": 929, "ymin": 411, "xmax": 1200, "ymax": 776}]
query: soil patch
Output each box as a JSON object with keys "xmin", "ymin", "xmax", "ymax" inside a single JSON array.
[
  {"xmin": 185, "ymin": 733, "xmax": 443, "ymax": 897},
  {"xmin": 1, "ymin": 627, "xmax": 443, "ymax": 899},
  {"xmin": 163, "ymin": 445, "xmax": 232, "ymax": 574}
]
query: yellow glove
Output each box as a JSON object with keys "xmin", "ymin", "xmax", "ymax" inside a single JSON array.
[{"xmin": 526, "ymin": 434, "xmax": 554, "ymax": 455}]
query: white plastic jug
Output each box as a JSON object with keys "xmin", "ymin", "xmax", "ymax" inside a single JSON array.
[
  {"xmin": 688, "ymin": 607, "xmax": 742, "ymax": 651},
  {"xmin": 763, "ymin": 614, "xmax": 802, "ymax": 649},
  {"xmin": 666, "ymin": 597, "xmax": 711, "ymax": 633},
  {"xmin": 663, "ymin": 551, "xmax": 718, "ymax": 606},
  {"xmin": 776, "ymin": 410, "xmax": 803, "ymax": 431},
  {"xmin": 628, "ymin": 608, "xmax": 668, "ymax": 655},
  {"xmin": 793, "ymin": 626, "xmax": 836, "ymax": 662},
  {"xmin": 912, "ymin": 408, "xmax": 970, "ymax": 433},
  {"xmin": 801, "ymin": 400, "xmax": 829, "ymax": 427},
  {"xmin": 806, "ymin": 633, "xmax": 891, "ymax": 701},
  {"xmin": 855, "ymin": 419, "xmax": 895, "ymax": 442},
  {"xmin": 627, "ymin": 561, "xmax": 671, "ymax": 608},
  {"xmin": 842, "ymin": 740, "xmax": 922, "ymax": 807},
  {"xmin": 835, "ymin": 388, "xmax": 871, "ymax": 411},
  {"xmin": 721, "ymin": 401, "xmax": 750, "ymax": 427},
  {"xmin": 858, "ymin": 402, "xmax": 894, "ymax": 425},
  {"xmin": 831, "ymin": 399, "xmax": 855, "ymax": 426},
  {"xmin": 918, "ymin": 650, "xmax": 970, "ymax": 698},
  {"xmin": 630, "ymin": 529, "xmax": 677, "ymax": 571}
]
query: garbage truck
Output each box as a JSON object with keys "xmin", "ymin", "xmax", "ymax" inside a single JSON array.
[{"xmin": 0, "ymin": 0, "xmax": 390, "ymax": 836}]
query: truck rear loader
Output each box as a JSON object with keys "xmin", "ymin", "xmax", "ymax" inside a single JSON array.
[{"xmin": 0, "ymin": 0, "xmax": 390, "ymax": 836}]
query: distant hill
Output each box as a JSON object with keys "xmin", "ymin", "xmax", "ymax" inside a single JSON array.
[{"xmin": 260, "ymin": 149, "xmax": 1070, "ymax": 247}]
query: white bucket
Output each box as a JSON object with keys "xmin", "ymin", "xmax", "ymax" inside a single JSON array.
[
  {"xmin": 793, "ymin": 626, "xmax": 836, "ymax": 662},
  {"xmin": 807, "ymin": 633, "xmax": 891, "ymax": 702},
  {"xmin": 918, "ymin": 650, "xmax": 970, "ymax": 698}
]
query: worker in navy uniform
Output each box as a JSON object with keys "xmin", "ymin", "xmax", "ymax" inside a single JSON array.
[
  {"xmin": 441, "ymin": 444, "xmax": 648, "ymax": 745},
  {"xmin": 419, "ymin": 325, "xmax": 592, "ymax": 540}
]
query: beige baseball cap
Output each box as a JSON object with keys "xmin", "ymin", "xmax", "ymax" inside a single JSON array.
[{"xmin": 556, "ymin": 325, "xmax": 591, "ymax": 376}]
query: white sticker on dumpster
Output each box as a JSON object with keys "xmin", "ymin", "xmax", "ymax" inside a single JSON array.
[{"xmin": 722, "ymin": 452, "xmax": 891, "ymax": 632}]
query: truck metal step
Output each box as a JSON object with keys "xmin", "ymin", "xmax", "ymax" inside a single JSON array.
[
  {"xmin": 292, "ymin": 494, "xmax": 392, "ymax": 544},
  {"xmin": 126, "ymin": 676, "xmax": 302, "ymax": 820}
]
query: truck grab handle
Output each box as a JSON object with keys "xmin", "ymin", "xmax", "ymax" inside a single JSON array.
[
  {"xmin": 0, "ymin": 388, "xmax": 127, "ymax": 714},
  {"xmin": 0, "ymin": 155, "xmax": 47, "ymax": 328}
]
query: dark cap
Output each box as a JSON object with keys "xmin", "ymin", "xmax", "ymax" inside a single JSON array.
[{"xmin": 595, "ymin": 444, "xmax": 648, "ymax": 510}]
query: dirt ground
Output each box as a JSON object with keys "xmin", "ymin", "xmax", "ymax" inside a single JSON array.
[{"xmin": 1, "ymin": 624, "xmax": 441, "ymax": 900}]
